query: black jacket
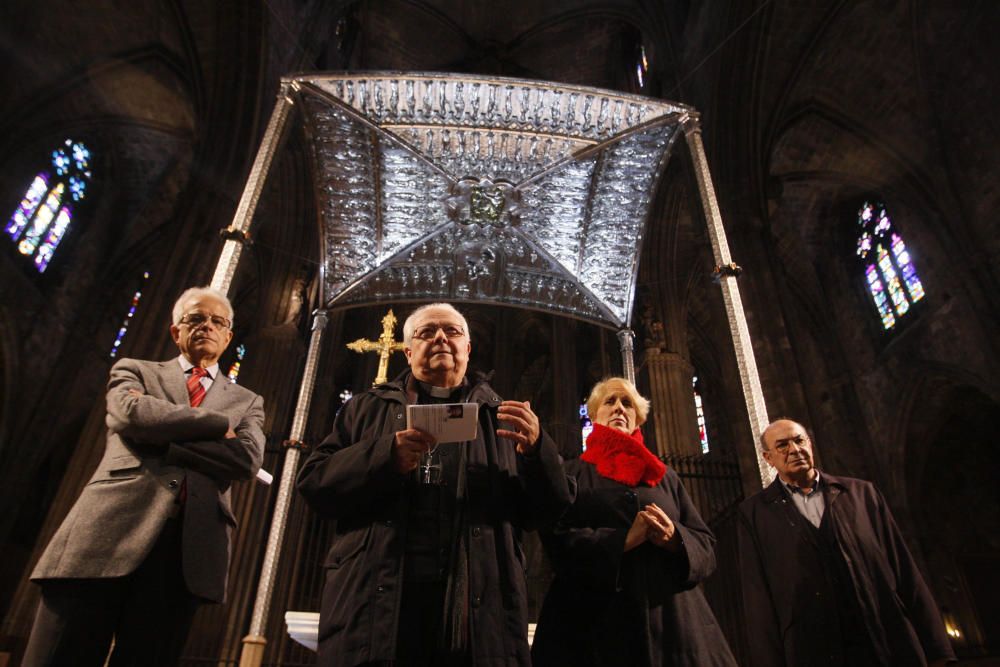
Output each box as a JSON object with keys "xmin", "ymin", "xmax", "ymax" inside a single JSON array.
[
  {"xmin": 737, "ymin": 473, "xmax": 956, "ymax": 666},
  {"xmin": 297, "ymin": 371, "xmax": 572, "ymax": 667},
  {"xmin": 532, "ymin": 461, "xmax": 737, "ymax": 667}
]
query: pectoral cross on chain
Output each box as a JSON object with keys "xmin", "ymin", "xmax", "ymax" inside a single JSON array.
[{"xmin": 347, "ymin": 309, "xmax": 407, "ymax": 386}]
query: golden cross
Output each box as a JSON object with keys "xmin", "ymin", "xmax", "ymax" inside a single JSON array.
[{"xmin": 347, "ymin": 309, "xmax": 407, "ymax": 386}]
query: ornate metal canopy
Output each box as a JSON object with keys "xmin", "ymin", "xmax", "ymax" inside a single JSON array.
[
  {"xmin": 213, "ymin": 75, "xmax": 773, "ymax": 660},
  {"xmin": 291, "ymin": 72, "xmax": 693, "ymax": 329}
]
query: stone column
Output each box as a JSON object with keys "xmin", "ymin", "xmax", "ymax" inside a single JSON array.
[
  {"xmin": 645, "ymin": 350, "xmax": 700, "ymax": 457},
  {"xmin": 550, "ymin": 317, "xmax": 580, "ymax": 457}
]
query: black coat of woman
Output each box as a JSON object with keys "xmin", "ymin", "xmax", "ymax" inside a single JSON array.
[{"xmin": 532, "ymin": 418, "xmax": 737, "ymax": 667}]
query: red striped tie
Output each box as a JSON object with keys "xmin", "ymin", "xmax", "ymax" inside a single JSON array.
[
  {"xmin": 187, "ymin": 367, "xmax": 208, "ymax": 407},
  {"xmin": 180, "ymin": 367, "xmax": 209, "ymax": 507}
]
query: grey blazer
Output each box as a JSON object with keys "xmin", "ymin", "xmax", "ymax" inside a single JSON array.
[{"xmin": 32, "ymin": 357, "xmax": 265, "ymax": 603}]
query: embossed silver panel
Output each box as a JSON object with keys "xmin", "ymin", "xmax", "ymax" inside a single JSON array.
[{"xmin": 293, "ymin": 73, "xmax": 692, "ymax": 328}]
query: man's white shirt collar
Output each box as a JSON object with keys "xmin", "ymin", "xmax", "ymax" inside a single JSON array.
[{"xmin": 177, "ymin": 355, "xmax": 220, "ymax": 380}]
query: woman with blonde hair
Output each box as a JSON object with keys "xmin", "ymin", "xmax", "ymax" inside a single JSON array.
[{"xmin": 532, "ymin": 377, "xmax": 736, "ymax": 666}]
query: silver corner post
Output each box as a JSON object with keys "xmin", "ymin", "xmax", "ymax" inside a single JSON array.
[
  {"xmin": 211, "ymin": 81, "xmax": 296, "ymax": 294},
  {"xmin": 682, "ymin": 118, "xmax": 773, "ymax": 487},
  {"xmin": 617, "ymin": 328, "xmax": 636, "ymax": 385},
  {"xmin": 239, "ymin": 308, "xmax": 329, "ymax": 667}
]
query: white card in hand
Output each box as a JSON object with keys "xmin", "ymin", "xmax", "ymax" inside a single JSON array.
[{"xmin": 406, "ymin": 403, "xmax": 479, "ymax": 444}]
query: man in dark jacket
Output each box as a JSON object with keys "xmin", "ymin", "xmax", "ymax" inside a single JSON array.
[
  {"xmin": 738, "ymin": 418, "xmax": 956, "ymax": 667},
  {"xmin": 297, "ymin": 303, "xmax": 572, "ymax": 667}
]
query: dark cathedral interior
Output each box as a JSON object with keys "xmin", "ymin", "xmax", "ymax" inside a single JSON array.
[{"xmin": 1, "ymin": 1, "xmax": 998, "ymax": 665}]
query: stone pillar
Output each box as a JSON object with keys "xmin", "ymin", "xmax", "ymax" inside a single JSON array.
[
  {"xmin": 645, "ymin": 350, "xmax": 700, "ymax": 457},
  {"xmin": 550, "ymin": 317, "xmax": 580, "ymax": 457}
]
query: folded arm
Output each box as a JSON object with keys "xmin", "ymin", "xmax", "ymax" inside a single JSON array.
[
  {"xmin": 163, "ymin": 395, "xmax": 265, "ymax": 481},
  {"xmin": 105, "ymin": 359, "xmax": 230, "ymax": 444}
]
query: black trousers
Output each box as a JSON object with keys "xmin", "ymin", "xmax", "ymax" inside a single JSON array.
[{"xmin": 22, "ymin": 516, "xmax": 202, "ymax": 667}]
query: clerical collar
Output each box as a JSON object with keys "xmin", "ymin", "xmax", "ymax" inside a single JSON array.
[{"xmin": 418, "ymin": 380, "xmax": 461, "ymax": 399}]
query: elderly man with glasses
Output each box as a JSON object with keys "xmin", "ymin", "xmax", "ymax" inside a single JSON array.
[
  {"xmin": 737, "ymin": 418, "xmax": 955, "ymax": 667},
  {"xmin": 23, "ymin": 286, "xmax": 265, "ymax": 667},
  {"xmin": 298, "ymin": 302, "xmax": 572, "ymax": 667}
]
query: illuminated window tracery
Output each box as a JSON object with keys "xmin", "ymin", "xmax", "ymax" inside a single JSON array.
[
  {"xmin": 855, "ymin": 201, "xmax": 924, "ymax": 330},
  {"xmin": 580, "ymin": 402, "xmax": 593, "ymax": 451},
  {"xmin": 110, "ymin": 272, "xmax": 150, "ymax": 358},
  {"xmin": 227, "ymin": 344, "xmax": 247, "ymax": 383},
  {"xmin": 5, "ymin": 139, "xmax": 92, "ymax": 272},
  {"xmin": 693, "ymin": 376, "xmax": 709, "ymax": 454}
]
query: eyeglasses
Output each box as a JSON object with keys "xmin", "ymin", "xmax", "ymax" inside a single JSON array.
[
  {"xmin": 412, "ymin": 324, "xmax": 466, "ymax": 341},
  {"xmin": 179, "ymin": 312, "xmax": 232, "ymax": 330},
  {"xmin": 770, "ymin": 434, "xmax": 809, "ymax": 454}
]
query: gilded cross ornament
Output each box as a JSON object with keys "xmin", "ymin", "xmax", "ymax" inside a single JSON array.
[{"xmin": 347, "ymin": 309, "xmax": 406, "ymax": 386}]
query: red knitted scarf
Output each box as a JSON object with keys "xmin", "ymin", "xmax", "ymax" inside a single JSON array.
[{"xmin": 581, "ymin": 423, "xmax": 667, "ymax": 487}]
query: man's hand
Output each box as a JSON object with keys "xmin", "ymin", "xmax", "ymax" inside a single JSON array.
[
  {"xmin": 497, "ymin": 400, "xmax": 541, "ymax": 454},
  {"xmin": 225, "ymin": 428, "xmax": 238, "ymax": 439},
  {"xmin": 624, "ymin": 512, "xmax": 648, "ymax": 552},
  {"xmin": 393, "ymin": 427, "xmax": 436, "ymax": 474},
  {"xmin": 640, "ymin": 503, "xmax": 682, "ymax": 552}
]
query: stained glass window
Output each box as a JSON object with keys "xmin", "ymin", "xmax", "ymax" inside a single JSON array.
[
  {"xmin": 855, "ymin": 201, "xmax": 924, "ymax": 330},
  {"xmin": 5, "ymin": 139, "xmax": 92, "ymax": 272},
  {"xmin": 227, "ymin": 344, "xmax": 247, "ymax": 383},
  {"xmin": 580, "ymin": 402, "xmax": 593, "ymax": 451},
  {"xmin": 110, "ymin": 272, "xmax": 150, "ymax": 358},
  {"xmin": 693, "ymin": 376, "xmax": 709, "ymax": 454},
  {"xmin": 635, "ymin": 44, "xmax": 649, "ymax": 89}
]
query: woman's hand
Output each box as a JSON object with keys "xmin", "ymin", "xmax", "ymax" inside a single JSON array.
[
  {"xmin": 624, "ymin": 512, "xmax": 648, "ymax": 552},
  {"xmin": 640, "ymin": 503, "xmax": 682, "ymax": 552}
]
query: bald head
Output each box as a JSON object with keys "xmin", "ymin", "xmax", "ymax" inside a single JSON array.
[{"xmin": 759, "ymin": 419, "xmax": 816, "ymax": 486}]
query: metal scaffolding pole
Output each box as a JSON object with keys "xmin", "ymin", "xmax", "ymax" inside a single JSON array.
[
  {"xmin": 683, "ymin": 116, "xmax": 773, "ymax": 487},
  {"xmin": 239, "ymin": 309, "xmax": 329, "ymax": 667},
  {"xmin": 200, "ymin": 80, "xmax": 307, "ymax": 665},
  {"xmin": 617, "ymin": 329, "xmax": 636, "ymax": 385},
  {"xmin": 210, "ymin": 81, "xmax": 296, "ymax": 294}
]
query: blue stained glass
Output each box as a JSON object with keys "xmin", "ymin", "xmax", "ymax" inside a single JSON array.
[
  {"xmin": 866, "ymin": 264, "xmax": 895, "ymax": 329},
  {"xmin": 858, "ymin": 202, "xmax": 924, "ymax": 329},
  {"xmin": 7, "ymin": 140, "xmax": 92, "ymax": 273},
  {"xmin": 34, "ymin": 207, "xmax": 72, "ymax": 272},
  {"xmin": 52, "ymin": 149, "xmax": 71, "ymax": 175},
  {"xmin": 580, "ymin": 403, "xmax": 593, "ymax": 450},
  {"xmin": 110, "ymin": 272, "xmax": 150, "ymax": 357},
  {"xmin": 19, "ymin": 184, "xmax": 64, "ymax": 255},
  {"xmin": 890, "ymin": 233, "xmax": 925, "ymax": 302},
  {"xmin": 5, "ymin": 174, "xmax": 49, "ymax": 239},
  {"xmin": 71, "ymin": 141, "xmax": 91, "ymax": 169},
  {"xmin": 878, "ymin": 245, "xmax": 908, "ymax": 315},
  {"xmin": 69, "ymin": 176, "xmax": 86, "ymax": 201}
]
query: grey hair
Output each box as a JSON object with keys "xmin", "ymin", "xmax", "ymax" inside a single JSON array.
[
  {"xmin": 402, "ymin": 303, "xmax": 470, "ymax": 342},
  {"xmin": 171, "ymin": 286, "xmax": 234, "ymax": 326},
  {"xmin": 586, "ymin": 377, "xmax": 651, "ymax": 427}
]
